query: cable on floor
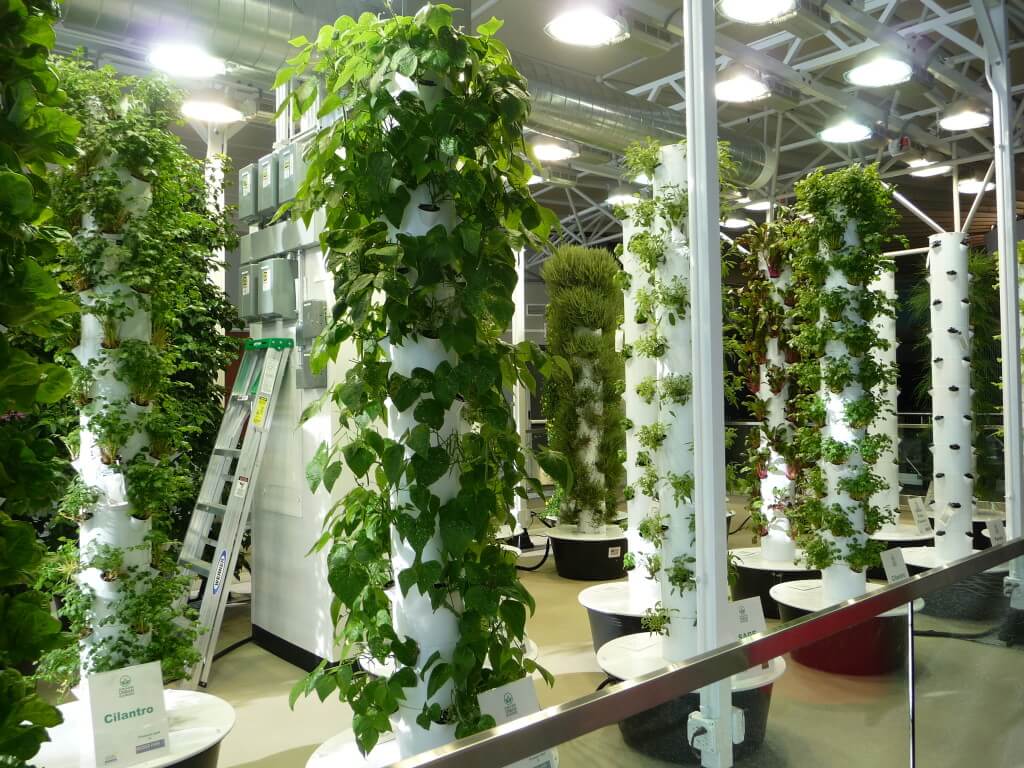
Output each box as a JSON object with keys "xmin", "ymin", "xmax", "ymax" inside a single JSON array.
[{"xmin": 516, "ymin": 538, "xmax": 551, "ymax": 572}]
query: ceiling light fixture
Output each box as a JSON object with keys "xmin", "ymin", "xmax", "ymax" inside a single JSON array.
[
  {"xmin": 957, "ymin": 177, "xmax": 995, "ymax": 195},
  {"xmin": 531, "ymin": 138, "xmax": 579, "ymax": 163},
  {"xmin": 182, "ymin": 98, "xmax": 244, "ymax": 124},
  {"xmin": 607, "ymin": 185, "xmax": 640, "ymax": 206},
  {"xmin": 744, "ymin": 199, "xmax": 771, "ymax": 211},
  {"xmin": 715, "ymin": 64, "xmax": 770, "ymax": 103},
  {"xmin": 718, "ymin": 0, "xmax": 796, "ymax": 25},
  {"xmin": 148, "ymin": 43, "xmax": 226, "ymax": 79},
  {"xmin": 939, "ymin": 100, "xmax": 991, "ymax": 131},
  {"xmin": 905, "ymin": 153, "xmax": 952, "ymax": 178},
  {"xmin": 820, "ymin": 117, "xmax": 872, "ymax": 143},
  {"xmin": 544, "ymin": 6, "xmax": 629, "ymax": 47},
  {"xmin": 844, "ymin": 52, "xmax": 913, "ymax": 88},
  {"xmin": 721, "ymin": 217, "xmax": 750, "ymax": 230}
]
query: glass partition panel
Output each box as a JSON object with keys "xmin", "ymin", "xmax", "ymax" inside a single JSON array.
[{"xmin": 912, "ymin": 556, "xmax": 1024, "ymax": 766}]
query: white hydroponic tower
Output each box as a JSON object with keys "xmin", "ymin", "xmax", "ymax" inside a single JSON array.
[{"xmin": 929, "ymin": 232, "xmax": 975, "ymax": 563}]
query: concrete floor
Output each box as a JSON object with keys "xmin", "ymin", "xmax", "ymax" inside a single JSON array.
[{"xmin": 197, "ymin": 514, "xmax": 1024, "ymax": 768}]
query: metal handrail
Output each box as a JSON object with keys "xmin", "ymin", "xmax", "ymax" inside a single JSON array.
[{"xmin": 385, "ymin": 538, "xmax": 1024, "ymax": 768}]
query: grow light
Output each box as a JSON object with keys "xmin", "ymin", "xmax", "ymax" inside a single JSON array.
[
  {"xmin": 149, "ymin": 43, "xmax": 225, "ymax": 79},
  {"xmin": 182, "ymin": 99, "xmax": 244, "ymax": 124},
  {"xmin": 957, "ymin": 177, "xmax": 994, "ymax": 195},
  {"xmin": 607, "ymin": 185, "xmax": 640, "ymax": 206},
  {"xmin": 843, "ymin": 53, "xmax": 912, "ymax": 88},
  {"xmin": 718, "ymin": 0, "xmax": 796, "ymax": 24},
  {"xmin": 544, "ymin": 7, "xmax": 628, "ymax": 47},
  {"xmin": 715, "ymin": 65, "xmax": 770, "ymax": 103},
  {"xmin": 531, "ymin": 139, "xmax": 579, "ymax": 163},
  {"xmin": 906, "ymin": 156, "xmax": 951, "ymax": 178},
  {"xmin": 721, "ymin": 217, "xmax": 750, "ymax": 230},
  {"xmin": 819, "ymin": 118, "xmax": 872, "ymax": 143},
  {"xmin": 939, "ymin": 101, "xmax": 991, "ymax": 131}
]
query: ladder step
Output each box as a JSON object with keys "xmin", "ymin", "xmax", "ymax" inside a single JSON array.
[
  {"xmin": 182, "ymin": 556, "xmax": 212, "ymax": 578},
  {"xmin": 197, "ymin": 501, "xmax": 228, "ymax": 516},
  {"xmin": 212, "ymin": 447, "xmax": 242, "ymax": 457}
]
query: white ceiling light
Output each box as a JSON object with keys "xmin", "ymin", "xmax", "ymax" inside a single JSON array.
[
  {"xmin": 607, "ymin": 185, "xmax": 640, "ymax": 206},
  {"xmin": 844, "ymin": 52, "xmax": 912, "ymax": 88},
  {"xmin": 182, "ymin": 98, "xmax": 244, "ymax": 124},
  {"xmin": 906, "ymin": 154, "xmax": 952, "ymax": 178},
  {"xmin": 544, "ymin": 7, "xmax": 628, "ymax": 47},
  {"xmin": 718, "ymin": 0, "xmax": 796, "ymax": 25},
  {"xmin": 721, "ymin": 217, "xmax": 750, "ymax": 230},
  {"xmin": 531, "ymin": 138, "xmax": 579, "ymax": 163},
  {"xmin": 958, "ymin": 177, "xmax": 995, "ymax": 195},
  {"xmin": 148, "ymin": 43, "xmax": 225, "ymax": 79},
  {"xmin": 715, "ymin": 65, "xmax": 770, "ymax": 103},
  {"xmin": 744, "ymin": 199, "xmax": 771, "ymax": 211},
  {"xmin": 820, "ymin": 118, "xmax": 872, "ymax": 143},
  {"xmin": 939, "ymin": 101, "xmax": 991, "ymax": 131}
]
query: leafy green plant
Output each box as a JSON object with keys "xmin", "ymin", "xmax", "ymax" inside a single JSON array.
[
  {"xmin": 787, "ymin": 165, "xmax": 899, "ymax": 572},
  {"xmin": 280, "ymin": 6, "xmax": 559, "ymax": 752},
  {"xmin": 660, "ymin": 374, "xmax": 692, "ymax": 405},
  {"xmin": 667, "ymin": 554, "xmax": 696, "ymax": 595},
  {"xmin": 636, "ymin": 377, "xmax": 657, "ymax": 404},
  {"xmin": 0, "ymin": 4, "xmax": 79, "ymax": 759},
  {"xmin": 641, "ymin": 601, "xmax": 674, "ymax": 635},
  {"xmin": 637, "ymin": 422, "xmax": 667, "ymax": 451},
  {"xmin": 36, "ymin": 55, "xmax": 238, "ymax": 692},
  {"xmin": 635, "ymin": 331, "xmax": 667, "ymax": 358},
  {"xmin": 541, "ymin": 246, "xmax": 625, "ymax": 528}
]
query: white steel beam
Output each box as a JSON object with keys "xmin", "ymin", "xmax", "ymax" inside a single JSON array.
[{"xmin": 683, "ymin": 0, "xmax": 731, "ymax": 764}]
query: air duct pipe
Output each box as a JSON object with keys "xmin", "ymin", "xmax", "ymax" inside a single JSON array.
[{"xmin": 60, "ymin": 0, "xmax": 774, "ymax": 188}]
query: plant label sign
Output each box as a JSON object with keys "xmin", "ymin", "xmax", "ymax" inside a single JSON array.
[
  {"xmin": 880, "ymin": 548, "xmax": 910, "ymax": 584},
  {"xmin": 908, "ymin": 497, "xmax": 932, "ymax": 534},
  {"xmin": 988, "ymin": 519, "xmax": 1007, "ymax": 546},
  {"xmin": 477, "ymin": 677, "xmax": 556, "ymax": 768},
  {"xmin": 87, "ymin": 661, "xmax": 169, "ymax": 766},
  {"xmin": 723, "ymin": 596, "xmax": 766, "ymax": 643}
]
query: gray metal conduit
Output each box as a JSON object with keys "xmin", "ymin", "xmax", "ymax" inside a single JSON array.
[{"xmin": 60, "ymin": 0, "xmax": 774, "ymax": 188}]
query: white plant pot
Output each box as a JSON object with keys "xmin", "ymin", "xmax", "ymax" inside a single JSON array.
[
  {"xmin": 392, "ymin": 703, "xmax": 457, "ymax": 758},
  {"xmin": 821, "ymin": 563, "xmax": 866, "ymax": 603},
  {"xmin": 761, "ymin": 531, "xmax": 797, "ymax": 563}
]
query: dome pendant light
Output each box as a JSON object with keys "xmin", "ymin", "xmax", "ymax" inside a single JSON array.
[
  {"xmin": 544, "ymin": 3, "xmax": 629, "ymax": 47},
  {"xmin": 718, "ymin": 0, "xmax": 797, "ymax": 25},
  {"xmin": 940, "ymin": 100, "xmax": 991, "ymax": 132},
  {"xmin": 715, "ymin": 64, "xmax": 770, "ymax": 103},
  {"xmin": 844, "ymin": 51, "xmax": 913, "ymax": 88},
  {"xmin": 820, "ymin": 117, "xmax": 872, "ymax": 143}
]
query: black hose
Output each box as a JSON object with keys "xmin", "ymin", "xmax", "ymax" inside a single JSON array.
[
  {"xmin": 212, "ymin": 635, "xmax": 253, "ymax": 661},
  {"xmin": 516, "ymin": 538, "xmax": 552, "ymax": 572}
]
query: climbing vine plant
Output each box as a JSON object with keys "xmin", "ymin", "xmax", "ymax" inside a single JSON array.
[
  {"xmin": 787, "ymin": 164, "xmax": 901, "ymax": 574},
  {"xmin": 0, "ymin": 1, "xmax": 79, "ymax": 764},
  {"xmin": 281, "ymin": 5, "xmax": 560, "ymax": 754},
  {"xmin": 541, "ymin": 245, "xmax": 625, "ymax": 531},
  {"xmin": 35, "ymin": 56, "xmax": 238, "ymax": 690}
]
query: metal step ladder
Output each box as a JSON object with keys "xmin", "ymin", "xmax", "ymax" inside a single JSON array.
[{"xmin": 180, "ymin": 337, "xmax": 293, "ymax": 687}]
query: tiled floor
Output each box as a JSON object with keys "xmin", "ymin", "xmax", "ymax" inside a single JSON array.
[{"xmin": 189, "ymin": 512, "xmax": 1024, "ymax": 767}]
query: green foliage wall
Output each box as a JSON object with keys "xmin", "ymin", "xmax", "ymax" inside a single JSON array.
[
  {"xmin": 541, "ymin": 246, "xmax": 625, "ymax": 526},
  {"xmin": 0, "ymin": 1, "xmax": 79, "ymax": 763},
  {"xmin": 35, "ymin": 56, "xmax": 239, "ymax": 689}
]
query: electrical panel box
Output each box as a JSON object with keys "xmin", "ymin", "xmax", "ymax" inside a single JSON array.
[
  {"xmin": 295, "ymin": 349, "xmax": 327, "ymax": 390},
  {"xmin": 277, "ymin": 140, "xmax": 310, "ymax": 207},
  {"xmin": 257, "ymin": 153, "xmax": 279, "ymax": 220},
  {"xmin": 258, "ymin": 257, "xmax": 297, "ymax": 320},
  {"xmin": 238, "ymin": 164, "xmax": 257, "ymax": 222},
  {"xmin": 298, "ymin": 300, "xmax": 328, "ymax": 344},
  {"xmin": 239, "ymin": 263, "xmax": 260, "ymax": 322}
]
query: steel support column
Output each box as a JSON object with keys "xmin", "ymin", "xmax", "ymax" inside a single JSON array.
[
  {"xmin": 683, "ymin": 0, "xmax": 731, "ymax": 765},
  {"xmin": 972, "ymin": 0, "xmax": 1024, "ymax": 607}
]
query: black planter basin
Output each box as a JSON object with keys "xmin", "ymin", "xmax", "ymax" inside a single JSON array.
[
  {"xmin": 729, "ymin": 547, "xmax": 815, "ymax": 620},
  {"xmin": 547, "ymin": 525, "xmax": 627, "ymax": 581}
]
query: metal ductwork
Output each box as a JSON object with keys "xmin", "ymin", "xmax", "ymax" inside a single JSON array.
[
  {"xmin": 516, "ymin": 57, "xmax": 773, "ymax": 189},
  {"xmin": 59, "ymin": 0, "xmax": 774, "ymax": 188}
]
